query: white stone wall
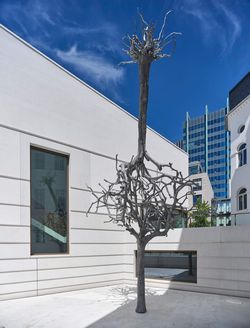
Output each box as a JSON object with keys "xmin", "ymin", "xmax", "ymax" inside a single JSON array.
[
  {"xmin": 188, "ymin": 172, "xmax": 214, "ymax": 208},
  {"xmin": 227, "ymin": 95, "xmax": 250, "ymax": 224},
  {"xmin": 124, "ymin": 226, "xmax": 250, "ymax": 298},
  {"xmin": 0, "ymin": 25, "xmax": 188, "ymax": 300}
]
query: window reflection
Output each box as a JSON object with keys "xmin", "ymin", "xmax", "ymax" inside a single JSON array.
[
  {"xmin": 238, "ymin": 188, "xmax": 247, "ymax": 211},
  {"xmin": 31, "ymin": 147, "xmax": 68, "ymax": 254},
  {"xmin": 238, "ymin": 143, "xmax": 247, "ymax": 167},
  {"xmin": 136, "ymin": 251, "xmax": 197, "ymax": 283}
]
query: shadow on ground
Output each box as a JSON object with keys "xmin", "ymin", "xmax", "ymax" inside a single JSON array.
[
  {"xmin": 106, "ymin": 286, "xmax": 161, "ymax": 306},
  {"xmin": 87, "ymin": 286, "xmax": 250, "ymax": 328}
]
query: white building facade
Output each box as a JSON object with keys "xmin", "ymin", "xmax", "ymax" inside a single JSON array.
[
  {"xmin": 2, "ymin": 26, "xmax": 250, "ymax": 301},
  {"xmin": 227, "ymin": 72, "xmax": 250, "ymax": 225},
  {"xmin": 0, "ymin": 25, "xmax": 189, "ymax": 300},
  {"xmin": 189, "ymin": 172, "xmax": 214, "ymax": 207}
]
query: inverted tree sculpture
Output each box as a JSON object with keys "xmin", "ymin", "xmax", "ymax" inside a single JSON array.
[{"xmin": 88, "ymin": 12, "xmax": 193, "ymax": 313}]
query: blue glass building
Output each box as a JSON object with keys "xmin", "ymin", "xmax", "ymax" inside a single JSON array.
[{"xmin": 180, "ymin": 106, "xmax": 230, "ymax": 199}]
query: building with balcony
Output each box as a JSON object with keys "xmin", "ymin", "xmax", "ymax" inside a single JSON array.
[{"xmin": 211, "ymin": 198, "xmax": 231, "ymax": 226}]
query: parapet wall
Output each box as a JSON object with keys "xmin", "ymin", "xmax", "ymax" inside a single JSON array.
[{"xmin": 123, "ymin": 226, "xmax": 250, "ymax": 298}]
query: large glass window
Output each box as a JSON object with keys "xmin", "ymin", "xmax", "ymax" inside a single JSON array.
[
  {"xmin": 136, "ymin": 251, "xmax": 197, "ymax": 283},
  {"xmin": 238, "ymin": 143, "xmax": 247, "ymax": 167},
  {"xmin": 31, "ymin": 147, "xmax": 68, "ymax": 254},
  {"xmin": 238, "ymin": 188, "xmax": 247, "ymax": 211}
]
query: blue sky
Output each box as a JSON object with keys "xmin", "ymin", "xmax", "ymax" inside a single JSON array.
[{"xmin": 0, "ymin": 0, "xmax": 249, "ymax": 142}]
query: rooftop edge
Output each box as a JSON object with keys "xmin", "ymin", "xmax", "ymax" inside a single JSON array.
[{"xmin": 0, "ymin": 23, "xmax": 188, "ymax": 156}]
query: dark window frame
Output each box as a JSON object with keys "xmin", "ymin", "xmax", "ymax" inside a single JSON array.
[
  {"xmin": 135, "ymin": 250, "xmax": 197, "ymax": 283},
  {"xmin": 30, "ymin": 146, "xmax": 69, "ymax": 255},
  {"xmin": 193, "ymin": 194, "xmax": 202, "ymax": 205},
  {"xmin": 238, "ymin": 143, "xmax": 247, "ymax": 167},
  {"xmin": 238, "ymin": 125, "xmax": 245, "ymax": 134},
  {"xmin": 238, "ymin": 188, "xmax": 247, "ymax": 211}
]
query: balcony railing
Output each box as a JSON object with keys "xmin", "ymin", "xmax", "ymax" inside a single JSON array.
[{"xmin": 231, "ymin": 212, "xmax": 250, "ymax": 225}]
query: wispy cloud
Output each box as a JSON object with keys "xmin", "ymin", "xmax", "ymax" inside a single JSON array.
[
  {"xmin": 181, "ymin": 0, "xmax": 242, "ymax": 53},
  {"xmin": 63, "ymin": 21, "xmax": 122, "ymax": 55},
  {"xmin": 57, "ymin": 21, "xmax": 125, "ymax": 93},
  {"xmin": 63, "ymin": 22, "xmax": 117, "ymax": 37},
  {"xmin": 56, "ymin": 45, "xmax": 124, "ymax": 88},
  {"xmin": 216, "ymin": 1, "xmax": 241, "ymax": 52},
  {"xmin": 0, "ymin": 0, "xmax": 125, "ymax": 99},
  {"xmin": 0, "ymin": 0, "xmax": 57, "ymax": 36}
]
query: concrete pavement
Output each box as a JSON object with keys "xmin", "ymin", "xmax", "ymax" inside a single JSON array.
[{"xmin": 0, "ymin": 285, "xmax": 250, "ymax": 328}]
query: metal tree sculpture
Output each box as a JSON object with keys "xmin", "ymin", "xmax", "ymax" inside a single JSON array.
[{"xmin": 88, "ymin": 12, "xmax": 192, "ymax": 313}]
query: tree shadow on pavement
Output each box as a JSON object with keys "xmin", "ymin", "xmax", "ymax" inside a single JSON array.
[
  {"xmin": 86, "ymin": 287, "xmax": 250, "ymax": 328},
  {"xmin": 106, "ymin": 285, "xmax": 162, "ymax": 306}
]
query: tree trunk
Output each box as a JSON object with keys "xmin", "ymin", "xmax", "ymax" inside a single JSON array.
[
  {"xmin": 138, "ymin": 58, "xmax": 151, "ymax": 160},
  {"xmin": 136, "ymin": 240, "xmax": 146, "ymax": 313}
]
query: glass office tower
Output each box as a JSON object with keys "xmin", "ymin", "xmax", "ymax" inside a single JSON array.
[{"xmin": 180, "ymin": 106, "xmax": 230, "ymax": 199}]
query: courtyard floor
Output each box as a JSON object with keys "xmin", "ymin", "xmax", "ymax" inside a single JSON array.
[{"xmin": 0, "ymin": 285, "xmax": 250, "ymax": 328}]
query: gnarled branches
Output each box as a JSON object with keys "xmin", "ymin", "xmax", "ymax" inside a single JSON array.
[
  {"xmin": 122, "ymin": 11, "xmax": 181, "ymax": 65},
  {"xmin": 88, "ymin": 154, "xmax": 193, "ymax": 243}
]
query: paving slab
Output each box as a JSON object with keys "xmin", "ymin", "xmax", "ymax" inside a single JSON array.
[{"xmin": 0, "ymin": 285, "xmax": 250, "ymax": 328}]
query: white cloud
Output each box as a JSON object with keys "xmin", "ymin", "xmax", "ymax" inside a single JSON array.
[
  {"xmin": 0, "ymin": 0, "xmax": 56, "ymax": 34},
  {"xmin": 216, "ymin": 1, "xmax": 241, "ymax": 52},
  {"xmin": 0, "ymin": 1, "xmax": 125, "ymax": 98},
  {"xmin": 63, "ymin": 22, "xmax": 117, "ymax": 37},
  {"xmin": 63, "ymin": 21, "xmax": 122, "ymax": 55},
  {"xmin": 181, "ymin": 0, "xmax": 242, "ymax": 53},
  {"xmin": 56, "ymin": 45, "xmax": 124, "ymax": 88}
]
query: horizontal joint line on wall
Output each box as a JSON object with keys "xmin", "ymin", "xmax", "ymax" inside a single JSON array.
[
  {"xmin": 0, "ymin": 203, "xmax": 29, "ymax": 207},
  {"xmin": 198, "ymin": 255, "xmax": 250, "ymax": 259},
  {"xmin": 0, "ymin": 280, "xmax": 37, "ymax": 286},
  {"xmin": 0, "ymin": 242, "xmax": 29, "ymax": 245},
  {"xmin": 0, "ymin": 289, "xmax": 37, "ymax": 297},
  {"xmin": 68, "ymin": 254, "xmax": 133, "ymax": 258},
  {"xmin": 0, "ymin": 123, "xmax": 170, "ymax": 173},
  {"xmin": 70, "ymin": 187, "xmax": 102, "ymax": 194},
  {"xmin": 71, "ymin": 210, "xmax": 109, "ymax": 216},
  {"xmin": 39, "ymin": 271, "xmax": 126, "ymax": 282},
  {"xmin": 38, "ymin": 279, "xmax": 125, "ymax": 292},
  {"xmin": 71, "ymin": 242, "xmax": 135, "ymax": 245},
  {"xmin": 0, "ymin": 224, "xmax": 29, "ymax": 228},
  {"xmin": 0, "ymin": 269, "xmax": 37, "ymax": 274},
  {"xmin": 199, "ymin": 276, "xmax": 250, "ymax": 283},
  {"xmin": 199, "ymin": 241, "xmax": 250, "ymax": 245},
  {"xmin": 146, "ymin": 241, "xmax": 250, "ymax": 246},
  {"xmin": 70, "ymin": 227, "xmax": 125, "ymax": 232},
  {"xmin": 0, "ymin": 123, "xmax": 123, "ymax": 162},
  {"xmin": 0, "ymin": 273, "xmax": 130, "ymax": 286},
  {"xmin": 0, "ymin": 254, "xmax": 132, "ymax": 260},
  {"xmin": 199, "ymin": 266, "xmax": 250, "ymax": 272},
  {"xmin": 0, "ymin": 175, "xmax": 29, "ymax": 182},
  {"xmin": 38, "ymin": 263, "xmax": 133, "ymax": 271},
  {"xmin": 0, "ymin": 266, "xmax": 118, "ymax": 274}
]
